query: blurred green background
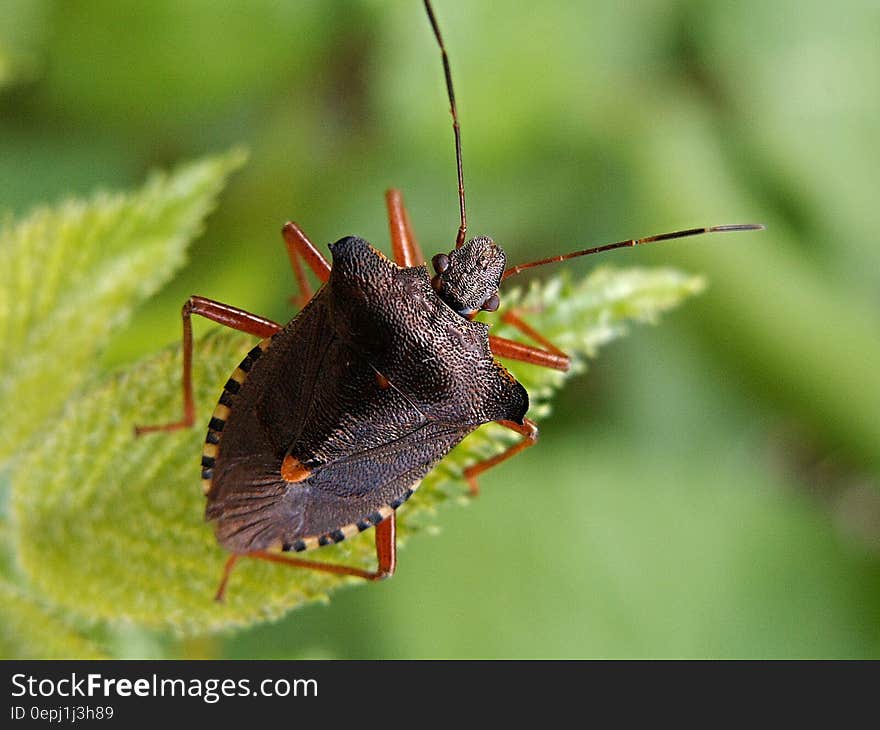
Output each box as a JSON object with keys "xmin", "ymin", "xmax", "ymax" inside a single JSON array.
[{"xmin": 2, "ymin": 0, "xmax": 879, "ymax": 658}]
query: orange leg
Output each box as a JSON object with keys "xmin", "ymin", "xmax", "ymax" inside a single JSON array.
[
  {"xmin": 134, "ymin": 296, "xmax": 282, "ymax": 435},
  {"xmin": 386, "ymin": 189, "xmax": 425, "ymax": 267},
  {"xmin": 489, "ymin": 310, "xmax": 571, "ymax": 372},
  {"xmin": 501, "ymin": 310, "xmax": 568, "ymax": 358},
  {"xmin": 214, "ymin": 513, "xmax": 397, "ymax": 601},
  {"xmin": 282, "ymin": 221, "xmax": 332, "ymax": 307},
  {"xmin": 464, "ymin": 418, "xmax": 539, "ymax": 496},
  {"xmin": 489, "ymin": 336, "xmax": 569, "ymax": 371}
]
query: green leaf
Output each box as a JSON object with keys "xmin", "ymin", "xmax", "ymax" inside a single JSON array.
[
  {"xmin": 0, "ymin": 148, "xmax": 247, "ymax": 464},
  {"xmin": 11, "ymin": 267, "xmax": 702, "ymax": 636},
  {"xmin": 0, "ymin": 578, "xmax": 107, "ymax": 659}
]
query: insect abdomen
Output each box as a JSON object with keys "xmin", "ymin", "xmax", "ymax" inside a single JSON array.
[{"xmin": 201, "ymin": 337, "xmax": 275, "ymax": 497}]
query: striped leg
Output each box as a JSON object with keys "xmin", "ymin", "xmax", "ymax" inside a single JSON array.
[
  {"xmin": 386, "ymin": 189, "xmax": 425, "ymax": 267},
  {"xmin": 464, "ymin": 418, "xmax": 539, "ymax": 496},
  {"xmin": 134, "ymin": 296, "xmax": 282, "ymax": 435},
  {"xmin": 282, "ymin": 222, "xmax": 331, "ymax": 308},
  {"xmin": 214, "ymin": 513, "xmax": 397, "ymax": 602}
]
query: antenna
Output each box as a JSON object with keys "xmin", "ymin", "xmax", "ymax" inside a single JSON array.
[
  {"xmin": 424, "ymin": 0, "xmax": 467, "ymax": 249},
  {"xmin": 502, "ymin": 224, "xmax": 766, "ymax": 280}
]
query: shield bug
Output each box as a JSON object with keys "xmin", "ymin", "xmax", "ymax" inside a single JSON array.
[{"xmin": 137, "ymin": 0, "xmax": 763, "ymax": 600}]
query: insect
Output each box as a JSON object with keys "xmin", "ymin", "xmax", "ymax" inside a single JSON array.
[{"xmin": 137, "ymin": 0, "xmax": 763, "ymax": 601}]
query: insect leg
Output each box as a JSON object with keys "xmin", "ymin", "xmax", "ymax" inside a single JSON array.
[
  {"xmin": 489, "ymin": 336, "xmax": 570, "ymax": 371},
  {"xmin": 489, "ymin": 310, "xmax": 571, "ymax": 371},
  {"xmin": 134, "ymin": 296, "xmax": 281, "ymax": 435},
  {"xmin": 502, "ymin": 310, "xmax": 570, "ymax": 361},
  {"xmin": 385, "ymin": 189, "xmax": 425, "ymax": 267},
  {"xmin": 281, "ymin": 221, "xmax": 332, "ymax": 307},
  {"xmin": 463, "ymin": 418, "xmax": 539, "ymax": 496},
  {"xmin": 214, "ymin": 514, "xmax": 397, "ymax": 602}
]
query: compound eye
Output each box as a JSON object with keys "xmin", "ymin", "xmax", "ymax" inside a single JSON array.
[
  {"xmin": 482, "ymin": 293, "xmax": 500, "ymax": 312},
  {"xmin": 432, "ymin": 253, "xmax": 450, "ymax": 274}
]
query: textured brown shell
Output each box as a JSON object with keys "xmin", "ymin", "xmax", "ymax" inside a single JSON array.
[{"xmin": 203, "ymin": 236, "xmax": 528, "ymax": 554}]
